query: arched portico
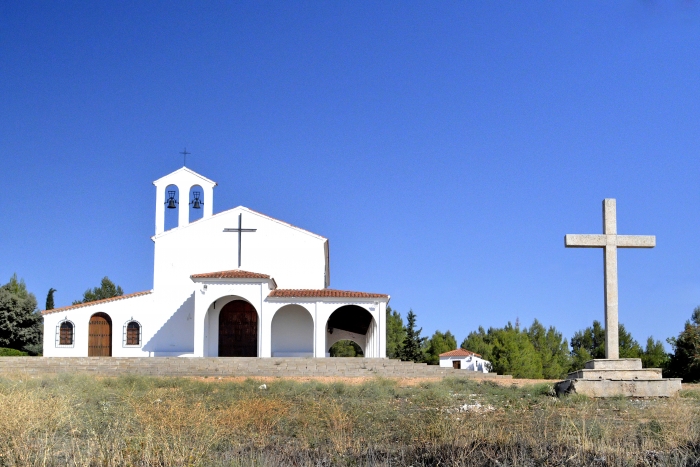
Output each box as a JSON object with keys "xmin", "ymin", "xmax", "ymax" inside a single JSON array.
[
  {"xmin": 202, "ymin": 295, "xmax": 260, "ymax": 357},
  {"xmin": 271, "ymin": 304, "xmax": 314, "ymax": 357},
  {"xmin": 325, "ymin": 305, "xmax": 379, "ymax": 357}
]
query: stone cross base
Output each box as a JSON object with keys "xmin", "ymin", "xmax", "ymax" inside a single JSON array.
[{"xmin": 555, "ymin": 359, "xmax": 682, "ymax": 398}]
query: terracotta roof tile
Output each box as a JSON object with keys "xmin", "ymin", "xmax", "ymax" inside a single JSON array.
[
  {"xmin": 41, "ymin": 290, "xmax": 152, "ymax": 315},
  {"xmin": 269, "ymin": 289, "xmax": 388, "ymax": 299},
  {"xmin": 439, "ymin": 348, "xmax": 482, "ymax": 358},
  {"xmin": 190, "ymin": 270, "xmax": 271, "ymax": 279}
]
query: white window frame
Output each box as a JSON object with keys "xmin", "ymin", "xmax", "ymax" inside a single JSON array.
[
  {"xmin": 55, "ymin": 319, "xmax": 75, "ymax": 348},
  {"xmin": 122, "ymin": 320, "xmax": 143, "ymax": 348}
]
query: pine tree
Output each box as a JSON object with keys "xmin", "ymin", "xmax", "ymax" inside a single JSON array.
[
  {"xmin": 0, "ymin": 274, "xmax": 43, "ymax": 355},
  {"xmin": 45, "ymin": 288, "xmax": 56, "ymax": 310},
  {"xmin": 641, "ymin": 336, "xmax": 669, "ymax": 370},
  {"xmin": 667, "ymin": 306, "xmax": 700, "ymax": 382},
  {"xmin": 386, "ymin": 306, "xmax": 406, "ymax": 359},
  {"xmin": 423, "ymin": 330, "xmax": 457, "ymax": 365},
  {"xmin": 73, "ymin": 277, "xmax": 124, "ymax": 305},
  {"xmin": 398, "ymin": 309, "xmax": 425, "ymax": 362}
]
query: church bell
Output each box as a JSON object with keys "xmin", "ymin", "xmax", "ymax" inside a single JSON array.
[
  {"xmin": 165, "ymin": 191, "xmax": 178, "ymax": 209},
  {"xmin": 190, "ymin": 191, "xmax": 202, "ymax": 209}
]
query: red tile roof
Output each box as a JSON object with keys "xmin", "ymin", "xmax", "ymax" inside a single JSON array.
[
  {"xmin": 269, "ymin": 289, "xmax": 388, "ymax": 299},
  {"xmin": 41, "ymin": 290, "xmax": 152, "ymax": 315},
  {"xmin": 190, "ymin": 270, "xmax": 271, "ymax": 279},
  {"xmin": 439, "ymin": 348, "xmax": 482, "ymax": 358}
]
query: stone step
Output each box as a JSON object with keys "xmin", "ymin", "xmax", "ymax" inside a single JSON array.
[{"xmin": 0, "ymin": 357, "xmax": 511, "ymax": 380}]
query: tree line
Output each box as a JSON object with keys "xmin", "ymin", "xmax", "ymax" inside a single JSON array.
[
  {"xmin": 387, "ymin": 305, "xmax": 700, "ymax": 381},
  {"xmin": 1, "ymin": 273, "xmax": 699, "ymax": 382}
]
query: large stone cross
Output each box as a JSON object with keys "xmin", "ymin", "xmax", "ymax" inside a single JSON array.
[{"xmin": 565, "ymin": 199, "xmax": 655, "ymax": 359}]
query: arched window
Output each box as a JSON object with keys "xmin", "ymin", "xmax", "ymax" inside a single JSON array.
[
  {"xmin": 123, "ymin": 321, "xmax": 142, "ymax": 347},
  {"xmin": 56, "ymin": 320, "xmax": 74, "ymax": 347}
]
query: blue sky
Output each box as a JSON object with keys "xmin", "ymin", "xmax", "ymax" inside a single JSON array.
[{"xmin": 2, "ymin": 2, "xmax": 699, "ymax": 349}]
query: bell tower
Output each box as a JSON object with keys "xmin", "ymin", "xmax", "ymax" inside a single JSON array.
[{"xmin": 153, "ymin": 167, "xmax": 217, "ymax": 235}]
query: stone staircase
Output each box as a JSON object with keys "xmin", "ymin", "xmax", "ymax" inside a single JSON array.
[{"xmin": 0, "ymin": 357, "xmax": 512, "ymax": 380}]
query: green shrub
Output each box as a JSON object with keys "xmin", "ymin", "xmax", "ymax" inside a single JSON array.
[{"xmin": 0, "ymin": 348, "xmax": 28, "ymax": 356}]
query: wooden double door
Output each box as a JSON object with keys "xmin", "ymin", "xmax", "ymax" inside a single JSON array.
[
  {"xmin": 219, "ymin": 300, "xmax": 258, "ymax": 357},
  {"xmin": 88, "ymin": 313, "xmax": 112, "ymax": 357}
]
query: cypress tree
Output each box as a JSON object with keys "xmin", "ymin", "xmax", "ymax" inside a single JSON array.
[
  {"xmin": 399, "ymin": 310, "xmax": 425, "ymax": 363},
  {"xmin": 45, "ymin": 288, "xmax": 56, "ymax": 310}
]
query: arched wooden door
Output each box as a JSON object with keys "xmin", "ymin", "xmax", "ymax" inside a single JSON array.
[
  {"xmin": 219, "ymin": 300, "xmax": 258, "ymax": 357},
  {"xmin": 88, "ymin": 313, "xmax": 112, "ymax": 356}
]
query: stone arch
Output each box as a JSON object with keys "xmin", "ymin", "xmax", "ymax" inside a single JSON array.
[
  {"xmin": 164, "ymin": 184, "xmax": 180, "ymax": 230},
  {"xmin": 325, "ymin": 305, "xmax": 378, "ymax": 357},
  {"xmin": 188, "ymin": 184, "xmax": 204, "ymax": 223},
  {"xmin": 88, "ymin": 312, "xmax": 112, "ymax": 356},
  {"xmin": 271, "ymin": 305, "xmax": 314, "ymax": 357}
]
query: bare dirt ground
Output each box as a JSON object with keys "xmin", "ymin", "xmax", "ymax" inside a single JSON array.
[{"xmin": 188, "ymin": 375, "xmax": 560, "ymax": 387}]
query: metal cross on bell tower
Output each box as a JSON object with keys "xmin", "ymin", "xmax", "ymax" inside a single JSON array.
[{"xmin": 180, "ymin": 147, "xmax": 191, "ymax": 167}]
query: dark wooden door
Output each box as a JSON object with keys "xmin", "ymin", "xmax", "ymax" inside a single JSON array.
[
  {"xmin": 219, "ymin": 300, "xmax": 258, "ymax": 357},
  {"xmin": 453, "ymin": 360, "xmax": 461, "ymax": 370},
  {"xmin": 88, "ymin": 313, "xmax": 112, "ymax": 356}
]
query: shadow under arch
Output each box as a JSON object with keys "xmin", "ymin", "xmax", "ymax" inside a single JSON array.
[
  {"xmin": 203, "ymin": 295, "xmax": 259, "ymax": 357},
  {"xmin": 271, "ymin": 304, "xmax": 313, "ymax": 357},
  {"xmin": 325, "ymin": 305, "xmax": 374, "ymax": 357}
]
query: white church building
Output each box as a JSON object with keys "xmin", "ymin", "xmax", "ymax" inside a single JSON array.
[{"xmin": 42, "ymin": 167, "xmax": 389, "ymax": 358}]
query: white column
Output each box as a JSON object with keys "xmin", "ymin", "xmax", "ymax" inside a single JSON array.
[
  {"xmin": 314, "ymin": 301, "xmax": 327, "ymax": 358},
  {"xmin": 203, "ymin": 185, "xmax": 214, "ymax": 218},
  {"xmin": 379, "ymin": 301, "xmax": 387, "ymax": 358},
  {"xmin": 178, "ymin": 183, "xmax": 189, "ymax": 228},
  {"xmin": 155, "ymin": 185, "xmax": 165, "ymax": 235},
  {"xmin": 193, "ymin": 291, "xmax": 206, "ymax": 357}
]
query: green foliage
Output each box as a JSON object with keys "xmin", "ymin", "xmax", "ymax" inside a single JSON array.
[
  {"xmin": 642, "ymin": 336, "xmax": 670, "ymax": 371},
  {"xmin": 423, "ymin": 330, "xmax": 457, "ymax": 365},
  {"xmin": 462, "ymin": 322, "xmax": 543, "ymax": 378},
  {"xmin": 0, "ymin": 274, "xmax": 43, "ymax": 355},
  {"xmin": 73, "ymin": 277, "xmax": 123, "ymax": 305},
  {"xmin": 398, "ymin": 309, "xmax": 425, "ymax": 362},
  {"xmin": 329, "ymin": 340, "xmax": 363, "ymax": 357},
  {"xmin": 569, "ymin": 320, "xmax": 643, "ymax": 371},
  {"xmin": 667, "ymin": 306, "xmax": 700, "ymax": 382},
  {"xmin": 386, "ymin": 305, "xmax": 406, "ymax": 359},
  {"xmin": 0, "ymin": 347, "xmax": 28, "ymax": 356},
  {"xmin": 45, "ymin": 288, "xmax": 56, "ymax": 310},
  {"xmin": 525, "ymin": 319, "xmax": 571, "ymax": 379},
  {"xmin": 461, "ymin": 320, "xmax": 571, "ymax": 378}
]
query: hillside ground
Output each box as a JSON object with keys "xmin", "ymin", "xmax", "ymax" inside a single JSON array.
[{"xmin": 0, "ymin": 373, "xmax": 698, "ymax": 466}]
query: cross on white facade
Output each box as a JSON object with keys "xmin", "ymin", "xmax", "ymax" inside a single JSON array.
[
  {"xmin": 224, "ymin": 213, "xmax": 257, "ymax": 268},
  {"xmin": 565, "ymin": 199, "xmax": 655, "ymax": 360}
]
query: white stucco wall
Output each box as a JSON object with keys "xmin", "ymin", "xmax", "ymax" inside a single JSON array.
[
  {"xmin": 439, "ymin": 355, "xmax": 491, "ymax": 373},
  {"xmin": 271, "ymin": 305, "xmax": 314, "ymax": 357}
]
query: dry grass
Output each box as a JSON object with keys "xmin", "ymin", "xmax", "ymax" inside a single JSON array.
[{"xmin": 0, "ymin": 374, "xmax": 697, "ymax": 466}]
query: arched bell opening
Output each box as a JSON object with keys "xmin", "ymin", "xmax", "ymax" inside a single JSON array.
[
  {"xmin": 189, "ymin": 184, "xmax": 204, "ymax": 223},
  {"xmin": 325, "ymin": 305, "xmax": 376, "ymax": 357},
  {"xmin": 271, "ymin": 305, "xmax": 313, "ymax": 357},
  {"xmin": 88, "ymin": 312, "xmax": 112, "ymax": 357},
  {"xmin": 164, "ymin": 184, "xmax": 180, "ymax": 231},
  {"xmin": 329, "ymin": 340, "xmax": 364, "ymax": 357}
]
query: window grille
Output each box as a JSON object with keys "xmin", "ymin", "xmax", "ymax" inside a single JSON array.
[
  {"xmin": 55, "ymin": 320, "xmax": 75, "ymax": 348},
  {"xmin": 123, "ymin": 321, "xmax": 142, "ymax": 347}
]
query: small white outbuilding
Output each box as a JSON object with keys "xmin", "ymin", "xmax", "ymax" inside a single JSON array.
[{"xmin": 439, "ymin": 348, "xmax": 491, "ymax": 373}]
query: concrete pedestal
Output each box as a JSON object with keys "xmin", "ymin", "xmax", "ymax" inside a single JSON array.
[{"xmin": 555, "ymin": 359, "xmax": 682, "ymax": 398}]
